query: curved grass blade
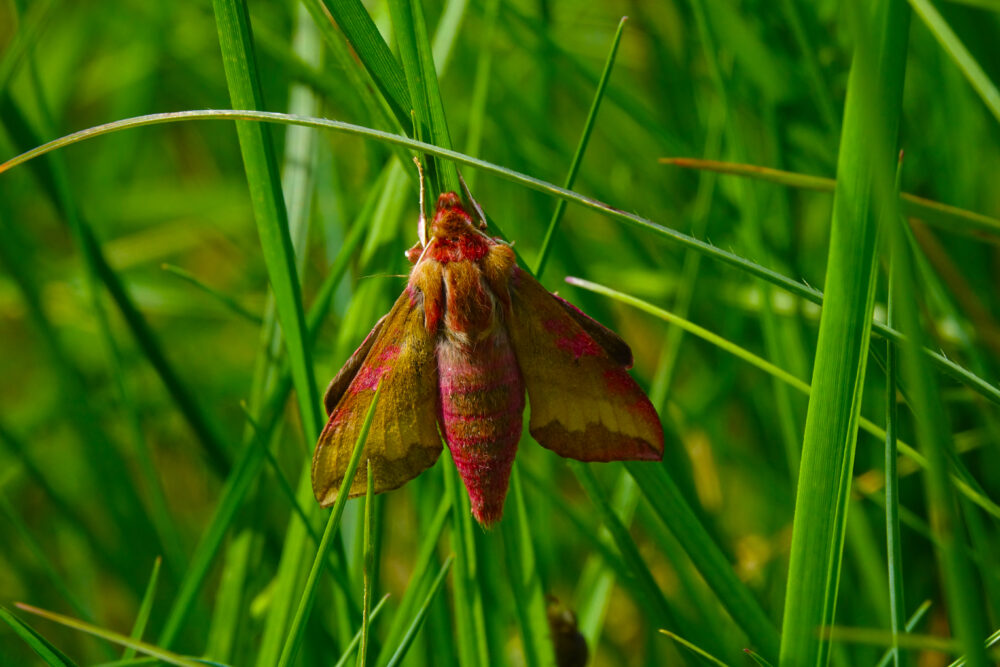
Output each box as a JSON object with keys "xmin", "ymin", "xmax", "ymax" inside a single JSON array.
[
  {"xmin": 909, "ymin": 0, "xmax": 1000, "ymax": 123},
  {"xmin": 1, "ymin": 109, "xmax": 998, "ymax": 406},
  {"xmin": 0, "ymin": 607, "xmax": 78, "ymax": 667},
  {"xmin": 534, "ymin": 16, "xmax": 627, "ymax": 278},
  {"xmin": 659, "ymin": 157, "xmax": 1000, "ymax": 238},
  {"xmin": 13, "ymin": 604, "xmax": 204, "ymax": 667},
  {"xmin": 276, "ymin": 384, "xmax": 383, "ymax": 667},
  {"xmin": 384, "ymin": 556, "xmax": 455, "ymax": 667}
]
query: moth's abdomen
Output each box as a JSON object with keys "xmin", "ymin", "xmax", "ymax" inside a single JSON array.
[{"xmin": 438, "ymin": 327, "xmax": 525, "ymax": 526}]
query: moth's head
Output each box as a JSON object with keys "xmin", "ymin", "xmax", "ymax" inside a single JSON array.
[{"xmin": 429, "ymin": 192, "xmax": 477, "ymax": 240}]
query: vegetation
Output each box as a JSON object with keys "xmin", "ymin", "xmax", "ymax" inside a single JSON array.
[{"xmin": 1, "ymin": 0, "xmax": 999, "ymax": 665}]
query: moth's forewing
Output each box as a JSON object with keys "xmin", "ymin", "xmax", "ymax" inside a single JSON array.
[
  {"xmin": 506, "ymin": 269, "xmax": 664, "ymax": 462},
  {"xmin": 551, "ymin": 293, "xmax": 633, "ymax": 368},
  {"xmin": 323, "ymin": 311, "xmax": 389, "ymax": 416},
  {"xmin": 311, "ymin": 289, "xmax": 443, "ymax": 506}
]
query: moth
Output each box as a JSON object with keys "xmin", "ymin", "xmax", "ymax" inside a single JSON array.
[{"xmin": 312, "ymin": 165, "xmax": 663, "ymax": 526}]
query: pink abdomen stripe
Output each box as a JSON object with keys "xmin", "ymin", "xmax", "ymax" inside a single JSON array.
[{"xmin": 437, "ymin": 328, "xmax": 525, "ymax": 526}]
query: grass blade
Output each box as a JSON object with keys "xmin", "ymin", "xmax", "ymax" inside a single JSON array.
[
  {"xmin": 0, "ymin": 607, "xmax": 78, "ymax": 667},
  {"xmin": 909, "ymin": 0, "xmax": 1000, "ymax": 123},
  {"xmin": 658, "ymin": 629, "xmax": 729, "ymax": 667},
  {"xmin": 332, "ymin": 595, "xmax": 392, "ymax": 667},
  {"xmin": 384, "ymin": 556, "xmax": 455, "ymax": 667},
  {"xmin": 123, "ymin": 558, "xmax": 162, "ymax": 660},
  {"xmin": 14, "ymin": 604, "xmax": 205, "ymax": 667},
  {"xmin": 358, "ymin": 460, "xmax": 376, "ymax": 667},
  {"xmin": 276, "ymin": 384, "xmax": 383, "ymax": 667},
  {"xmin": 875, "ymin": 600, "xmax": 933, "ymax": 667},
  {"xmin": 625, "ymin": 462, "xmax": 780, "ymax": 659},
  {"xmin": 212, "ymin": 0, "xmax": 322, "ymax": 446},
  {"xmin": 534, "ymin": 16, "xmax": 627, "ymax": 278},
  {"xmin": 500, "ymin": 469, "xmax": 555, "ymax": 667},
  {"xmin": 659, "ymin": 157, "xmax": 1000, "ymax": 238},
  {"xmin": 780, "ymin": 1, "xmax": 910, "ymax": 663}
]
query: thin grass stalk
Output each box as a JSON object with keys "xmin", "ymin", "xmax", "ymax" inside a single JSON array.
[
  {"xmin": 533, "ymin": 16, "xmax": 626, "ymax": 278},
  {"xmin": 384, "ymin": 556, "xmax": 455, "ymax": 667},
  {"xmin": 359, "ymin": 460, "xmax": 375, "ymax": 667},
  {"xmin": 444, "ymin": 457, "xmax": 490, "ymax": 667},
  {"xmin": 123, "ymin": 558, "xmax": 162, "ymax": 661},
  {"xmin": 277, "ymin": 386, "xmax": 383, "ymax": 667},
  {"xmin": 780, "ymin": 0, "xmax": 910, "ymax": 663},
  {"xmin": 885, "ymin": 179, "xmax": 906, "ymax": 667}
]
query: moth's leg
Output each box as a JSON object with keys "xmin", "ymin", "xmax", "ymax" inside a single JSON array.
[{"xmin": 413, "ymin": 156, "xmax": 428, "ymax": 247}]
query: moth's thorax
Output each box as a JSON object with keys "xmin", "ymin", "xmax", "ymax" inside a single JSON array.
[{"xmin": 408, "ymin": 233, "xmax": 518, "ymax": 347}]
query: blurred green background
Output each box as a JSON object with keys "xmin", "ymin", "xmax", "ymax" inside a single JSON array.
[{"xmin": 1, "ymin": 0, "xmax": 999, "ymax": 665}]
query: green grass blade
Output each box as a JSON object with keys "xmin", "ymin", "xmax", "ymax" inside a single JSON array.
[
  {"xmin": 888, "ymin": 131, "xmax": 991, "ymax": 667},
  {"xmin": 658, "ymin": 629, "xmax": 729, "ymax": 667},
  {"xmin": 948, "ymin": 627, "xmax": 1000, "ymax": 667},
  {"xmin": 384, "ymin": 555, "xmax": 455, "ymax": 667},
  {"xmin": 359, "ymin": 460, "xmax": 376, "ymax": 667},
  {"xmin": 659, "ymin": 157, "xmax": 1000, "ymax": 238},
  {"xmin": 318, "ymin": 0, "xmax": 412, "ymax": 126},
  {"xmin": 14, "ymin": 604, "xmax": 205, "ymax": 667},
  {"xmin": 5, "ymin": 110, "xmax": 996, "ymax": 410},
  {"xmin": 499, "ymin": 469, "xmax": 555, "ymax": 667},
  {"xmin": 332, "ymin": 595, "xmax": 392, "ymax": 667},
  {"xmin": 123, "ymin": 557, "xmax": 162, "ymax": 661},
  {"xmin": 374, "ymin": 496, "xmax": 451, "ymax": 667},
  {"xmin": 781, "ymin": 1, "xmax": 910, "ymax": 663},
  {"xmin": 388, "ymin": 0, "xmax": 459, "ymax": 193},
  {"xmin": 212, "ymin": 0, "xmax": 321, "ymax": 444},
  {"xmin": 624, "ymin": 462, "xmax": 780, "ymax": 659},
  {"xmin": 0, "ymin": 607, "xmax": 78, "ymax": 667},
  {"xmin": 875, "ymin": 600, "xmax": 933, "ymax": 667},
  {"xmin": 161, "ymin": 263, "xmax": 262, "ymax": 325},
  {"xmin": 570, "ymin": 462, "xmax": 682, "ymax": 632},
  {"xmin": 443, "ymin": 457, "xmax": 489, "ymax": 667},
  {"xmin": 909, "ymin": 0, "xmax": 1000, "ymax": 123},
  {"xmin": 534, "ymin": 16, "xmax": 626, "ymax": 278},
  {"xmin": 0, "ymin": 491, "xmax": 91, "ymax": 622},
  {"xmin": 276, "ymin": 384, "xmax": 383, "ymax": 667}
]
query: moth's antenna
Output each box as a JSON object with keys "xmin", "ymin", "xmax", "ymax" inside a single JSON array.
[
  {"xmin": 414, "ymin": 156, "xmax": 428, "ymax": 247},
  {"xmin": 458, "ymin": 169, "xmax": 490, "ymax": 233}
]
